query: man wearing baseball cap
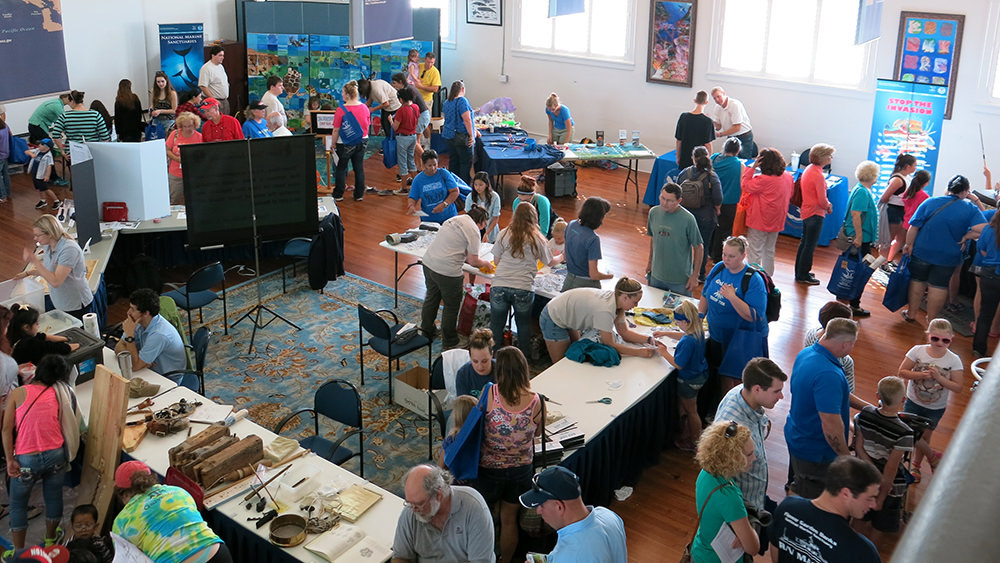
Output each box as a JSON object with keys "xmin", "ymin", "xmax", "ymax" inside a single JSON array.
[
  {"xmin": 519, "ymin": 466, "xmax": 627, "ymax": 562},
  {"xmin": 200, "ymin": 97, "xmax": 244, "ymax": 143}
]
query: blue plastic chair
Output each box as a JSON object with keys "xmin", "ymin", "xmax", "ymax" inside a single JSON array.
[
  {"xmin": 357, "ymin": 304, "xmax": 432, "ymax": 399},
  {"xmin": 163, "ymin": 262, "xmax": 228, "ymax": 337},
  {"xmin": 163, "ymin": 327, "xmax": 210, "ymax": 395},
  {"xmin": 274, "ymin": 379, "xmax": 364, "ymax": 477},
  {"xmin": 281, "ymin": 237, "xmax": 313, "ymax": 293}
]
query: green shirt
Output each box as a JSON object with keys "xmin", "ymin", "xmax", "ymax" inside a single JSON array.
[
  {"xmin": 28, "ymin": 98, "xmax": 66, "ymax": 135},
  {"xmin": 692, "ymin": 471, "xmax": 747, "ymax": 563},
  {"xmin": 647, "ymin": 205, "xmax": 703, "ymax": 284},
  {"xmin": 844, "ymin": 184, "xmax": 878, "ymax": 243}
]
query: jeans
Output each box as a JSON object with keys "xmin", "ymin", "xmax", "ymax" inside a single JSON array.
[
  {"xmin": 974, "ymin": 273, "xmax": 1000, "ymax": 354},
  {"xmin": 0, "ymin": 159, "xmax": 10, "ymax": 199},
  {"xmin": 787, "ymin": 455, "xmax": 830, "ymax": 500},
  {"xmin": 10, "ymin": 447, "xmax": 67, "ymax": 531},
  {"xmin": 712, "ymin": 204, "xmax": 738, "ymax": 261},
  {"xmin": 794, "ymin": 215, "xmax": 825, "ymax": 281},
  {"xmin": 736, "ymin": 130, "xmax": 756, "ymax": 158},
  {"xmin": 490, "ymin": 286, "xmax": 534, "ymax": 355},
  {"xmin": 334, "ymin": 141, "xmax": 368, "ymax": 199},
  {"xmin": 420, "ymin": 265, "xmax": 465, "ymax": 349},
  {"xmin": 446, "ymin": 134, "xmax": 473, "ymax": 185},
  {"xmin": 396, "ymin": 134, "xmax": 417, "ymax": 175},
  {"xmin": 561, "ymin": 272, "xmax": 600, "ymax": 291}
]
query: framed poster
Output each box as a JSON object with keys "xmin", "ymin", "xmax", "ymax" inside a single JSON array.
[
  {"xmin": 893, "ymin": 11, "xmax": 964, "ymax": 119},
  {"xmin": 646, "ymin": 1, "xmax": 696, "ymax": 87},
  {"xmin": 467, "ymin": 0, "xmax": 502, "ymax": 26}
]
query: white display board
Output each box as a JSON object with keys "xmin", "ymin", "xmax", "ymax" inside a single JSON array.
[{"xmin": 87, "ymin": 140, "xmax": 170, "ymax": 221}]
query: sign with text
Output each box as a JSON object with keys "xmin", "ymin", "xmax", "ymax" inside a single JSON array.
[
  {"xmin": 159, "ymin": 23, "xmax": 204, "ymax": 95},
  {"xmin": 0, "ymin": 0, "xmax": 70, "ymax": 101},
  {"xmin": 867, "ymin": 79, "xmax": 947, "ymax": 198}
]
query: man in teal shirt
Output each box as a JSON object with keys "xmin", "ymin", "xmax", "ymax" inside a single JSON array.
[{"xmin": 646, "ymin": 182, "xmax": 703, "ymax": 296}]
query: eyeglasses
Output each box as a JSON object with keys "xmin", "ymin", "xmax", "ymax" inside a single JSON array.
[
  {"xmin": 530, "ymin": 472, "xmax": 560, "ymax": 501},
  {"xmin": 72, "ymin": 521, "xmax": 95, "ymax": 532},
  {"xmin": 403, "ymin": 490, "xmax": 437, "ymax": 511},
  {"xmin": 763, "ymin": 419, "xmax": 772, "ymax": 441},
  {"xmin": 724, "ymin": 420, "xmax": 739, "ymax": 438},
  {"xmin": 930, "ymin": 336, "xmax": 952, "ymax": 344}
]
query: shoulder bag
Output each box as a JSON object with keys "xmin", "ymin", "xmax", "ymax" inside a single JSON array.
[
  {"xmin": 338, "ymin": 107, "xmax": 365, "ymax": 145},
  {"xmin": 680, "ymin": 480, "xmax": 731, "ymax": 563},
  {"xmin": 443, "ymin": 383, "xmax": 492, "ymax": 481}
]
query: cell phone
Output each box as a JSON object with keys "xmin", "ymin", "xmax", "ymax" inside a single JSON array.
[{"xmin": 526, "ymin": 554, "xmax": 547, "ymax": 563}]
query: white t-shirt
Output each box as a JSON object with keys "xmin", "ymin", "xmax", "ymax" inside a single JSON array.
[
  {"xmin": 546, "ymin": 288, "xmax": 617, "ymax": 333},
  {"xmin": 904, "ymin": 344, "xmax": 963, "ymax": 410},
  {"xmin": 713, "ymin": 97, "xmax": 751, "ymax": 135},
  {"xmin": 30, "ymin": 150, "xmax": 54, "ymax": 180},
  {"xmin": 370, "ymin": 80, "xmax": 402, "ymax": 112},
  {"xmin": 260, "ymin": 91, "xmax": 286, "ymax": 126},
  {"xmin": 492, "ymin": 227, "xmax": 553, "ymax": 291},
  {"xmin": 198, "ymin": 61, "xmax": 229, "ymax": 99},
  {"xmin": 422, "ymin": 215, "xmax": 481, "ymax": 277}
]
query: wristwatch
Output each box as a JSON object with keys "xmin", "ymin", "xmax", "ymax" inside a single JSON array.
[{"xmin": 123, "ymin": 336, "xmax": 135, "ymax": 343}]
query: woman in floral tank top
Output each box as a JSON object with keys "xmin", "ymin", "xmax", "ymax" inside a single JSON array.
[{"xmin": 477, "ymin": 346, "xmax": 544, "ymax": 563}]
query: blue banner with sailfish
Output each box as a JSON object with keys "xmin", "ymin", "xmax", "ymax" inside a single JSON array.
[{"xmin": 159, "ymin": 23, "xmax": 204, "ymax": 95}]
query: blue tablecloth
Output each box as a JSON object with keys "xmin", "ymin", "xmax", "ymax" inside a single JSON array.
[
  {"xmin": 642, "ymin": 150, "xmax": 849, "ymax": 246},
  {"xmin": 474, "ymin": 127, "xmax": 564, "ymax": 177}
]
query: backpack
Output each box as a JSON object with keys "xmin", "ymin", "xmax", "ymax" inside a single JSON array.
[
  {"xmin": 680, "ymin": 171, "xmax": 708, "ymax": 209},
  {"xmin": 707, "ymin": 262, "xmax": 782, "ymax": 323}
]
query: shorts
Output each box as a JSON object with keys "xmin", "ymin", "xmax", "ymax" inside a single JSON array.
[
  {"xmin": 476, "ymin": 464, "xmax": 533, "ymax": 506},
  {"xmin": 416, "ymin": 110, "xmax": 431, "ymax": 134},
  {"xmin": 32, "ymin": 177, "xmax": 49, "ymax": 192},
  {"xmin": 863, "ymin": 491, "xmax": 904, "ymax": 532},
  {"xmin": 908, "ymin": 256, "xmax": 955, "ymax": 289},
  {"xmin": 886, "ymin": 204, "xmax": 904, "ymax": 225},
  {"xmin": 903, "ymin": 398, "xmax": 944, "ymax": 430},
  {"xmin": 677, "ymin": 371, "xmax": 709, "ymax": 399},
  {"xmin": 539, "ymin": 307, "xmax": 570, "ymax": 341}
]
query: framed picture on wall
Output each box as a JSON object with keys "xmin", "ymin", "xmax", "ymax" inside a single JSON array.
[
  {"xmin": 646, "ymin": 0, "xmax": 696, "ymax": 87},
  {"xmin": 893, "ymin": 11, "xmax": 964, "ymax": 119},
  {"xmin": 467, "ymin": 0, "xmax": 502, "ymax": 26}
]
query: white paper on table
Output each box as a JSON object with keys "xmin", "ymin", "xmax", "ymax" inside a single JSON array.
[
  {"xmin": 111, "ymin": 532, "xmax": 155, "ymax": 563},
  {"xmin": 710, "ymin": 523, "xmax": 744, "ymax": 563},
  {"xmin": 176, "ymin": 211, "xmax": 187, "ymax": 220},
  {"xmin": 191, "ymin": 403, "xmax": 234, "ymax": 423}
]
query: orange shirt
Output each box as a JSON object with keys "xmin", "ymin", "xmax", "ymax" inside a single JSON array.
[
  {"xmin": 742, "ymin": 167, "xmax": 793, "ymax": 232},
  {"xmin": 799, "ymin": 164, "xmax": 830, "ymax": 219}
]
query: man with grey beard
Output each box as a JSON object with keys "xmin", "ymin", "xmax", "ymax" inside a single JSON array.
[{"xmin": 392, "ymin": 465, "xmax": 495, "ymax": 562}]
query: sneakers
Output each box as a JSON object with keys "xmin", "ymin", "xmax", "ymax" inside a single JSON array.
[
  {"xmin": 376, "ymin": 189, "xmax": 394, "ymax": 196},
  {"xmin": 353, "ymin": 196, "xmax": 364, "ymax": 202},
  {"xmin": 395, "ymin": 174, "xmax": 403, "ymax": 183},
  {"xmin": 35, "ymin": 200, "xmax": 47, "ymax": 209},
  {"xmin": 333, "ymin": 196, "xmax": 344, "ymax": 202},
  {"xmin": 51, "ymin": 200, "xmax": 61, "ymax": 209},
  {"xmin": 796, "ymin": 277, "xmax": 821, "ymax": 286},
  {"xmin": 901, "ymin": 310, "xmax": 917, "ymax": 323},
  {"xmin": 53, "ymin": 178, "xmax": 69, "ymax": 186},
  {"xmin": 366, "ymin": 186, "xmax": 377, "ymax": 193},
  {"xmin": 406, "ymin": 177, "xmax": 413, "ymax": 186},
  {"xmin": 851, "ymin": 307, "xmax": 871, "ymax": 318}
]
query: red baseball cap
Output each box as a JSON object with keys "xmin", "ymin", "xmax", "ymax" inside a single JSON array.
[
  {"xmin": 11, "ymin": 545, "xmax": 69, "ymax": 563},
  {"xmin": 200, "ymin": 97, "xmax": 220, "ymax": 111},
  {"xmin": 115, "ymin": 460, "xmax": 151, "ymax": 488}
]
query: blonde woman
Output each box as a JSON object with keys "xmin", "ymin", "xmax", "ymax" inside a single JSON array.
[
  {"xmin": 331, "ymin": 80, "xmax": 371, "ymax": 202},
  {"xmin": 16, "ymin": 215, "xmax": 93, "ymax": 319},
  {"xmin": 545, "ymin": 93, "xmax": 573, "ymax": 145},
  {"xmin": 165, "ymin": 111, "xmax": 203, "ymax": 205},
  {"xmin": 690, "ymin": 421, "xmax": 760, "ymax": 563}
]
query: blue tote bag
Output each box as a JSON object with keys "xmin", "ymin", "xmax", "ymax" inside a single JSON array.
[
  {"xmin": 719, "ymin": 321, "xmax": 766, "ymax": 379},
  {"xmin": 382, "ymin": 127, "xmax": 397, "ymax": 169},
  {"xmin": 827, "ymin": 250, "xmax": 874, "ymax": 301},
  {"xmin": 882, "ymin": 256, "xmax": 911, "ymax": 312},
  {"xmin": 443, "ymin": 383, "xmax": 492, "ymax": 481},
  {"xmin": 338, "ymin": 108, "xmax": 365, "ymax": 145}
]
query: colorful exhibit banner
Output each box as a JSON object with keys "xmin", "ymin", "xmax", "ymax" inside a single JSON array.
[
  {"xmin": 159, "ymin": 23, "xmax": 204, "ymax": 95},
  {"xmin": 867, "ymin": 79, "xmax": 947, "ymax": 199},
  {"xmin": 0, "ymin": 0, "xmax": 70, "ymax": 101}
]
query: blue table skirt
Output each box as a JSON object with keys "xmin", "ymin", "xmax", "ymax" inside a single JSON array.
[
  {"xmin": 560, "ymin": 373, "xmax": 678, "ymax": 507},
  {"xmin": 643, "ymin": 150, "xmax": 850, "ymax": 247},
  {"xmin": 474, "ymin": 128, "xmax": 564, "ymax": 177},
  {"xmin": 206, "ymin": 510, "xmax": 302, "ymax": 563}
]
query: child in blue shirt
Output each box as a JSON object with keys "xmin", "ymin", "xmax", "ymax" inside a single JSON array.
[{"xmin": 654, "ymin": 300, "xmax": 708, "ymax": 452}]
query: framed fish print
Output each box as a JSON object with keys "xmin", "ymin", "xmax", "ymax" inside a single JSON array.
[
  {"xmin": 468, "ymin": 0, "xmax": 502, "ymax": 26},
  {"xmin": 893, "ymin": 11, "xmax": 964, "ymax": 119}
]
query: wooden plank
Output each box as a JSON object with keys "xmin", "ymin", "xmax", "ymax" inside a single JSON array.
[
  {"xmin": 194, "ymin": 435, "xmax": 264, "ymax": 489},
  {"xmin": 168, "ymin": 425, "xmax": 230, "ymax": 467},
  {"xmin": 78, "ymin": 364, "xmax": 128, "ymax": 531}
]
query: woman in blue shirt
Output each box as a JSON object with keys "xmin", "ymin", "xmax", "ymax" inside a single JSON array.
[
  {"xmin": 841, "ymin": 161, "xmax": 880, "ymax": 317},
  {"xmin": 710, "ymin": 138, "xmax": 744, "ymax": 262},
  {"xmin": 241, "ymin": 101, "xmax": 272, "ymax": 139},
  {"xmin": 407, "ymin": 150, "xmax": 460, "ymax": 223},
  {"xmin": 561, "ymin": 197, "xmax": 613, "ymax": 291},
  {"xmin": 17, "ymin": 215, "xmax": 93, "ymax": 319},
  {"xmin": 973, "ymin": 206, "xmax": 1000, "ymax": 356},
  {"xmin": 545, "ymin": 93, "xmax": 573, "ymax": 145},
  {"xmin": 442, "ymin": 81, "xmax": 477, "ymax": 185},
  {"xmin": 700, "ymin": 235, "xmax": 767, "ymax": 394}
]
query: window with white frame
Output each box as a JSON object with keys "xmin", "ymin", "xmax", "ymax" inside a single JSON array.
[
  {"xmin": 715, "ymin": 0, "xmax": 870, "ymax": 88},
  {"xmin": 514, "ymin": 0, "xmax": 636, "ymax": 64},
  {"xmin": 412, "ymin": 0, "xmax": 456, "ymax": 46}
]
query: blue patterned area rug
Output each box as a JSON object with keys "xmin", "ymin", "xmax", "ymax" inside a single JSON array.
[{"xmin": 195, "ymin": 271, "xmax": 437, "ymax": 497}]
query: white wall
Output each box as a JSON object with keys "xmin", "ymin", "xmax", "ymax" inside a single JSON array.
[{"xmin": 443, "ymin": 0, "xmax": 1000, "ymax": 195}]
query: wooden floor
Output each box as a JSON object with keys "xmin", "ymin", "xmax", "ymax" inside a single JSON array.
[{"xmin": 0, "ymin": 153, "xmax": 978, "ymax": 561}]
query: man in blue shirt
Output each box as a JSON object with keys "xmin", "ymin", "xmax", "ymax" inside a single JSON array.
[
  {"xmin": 784, "ymin": 318, "xmax": 858, "ymax": 499},
  {"xmin": 116, "ymin": 289, "xmax": 187, "ymax": 382},
  {"xmin": 903, "ymin": 174, "xmax": 986, "ymax": 323},
  {"xmin": 519, "ymin": 466, "xmax": 627, "ymax": 563}
]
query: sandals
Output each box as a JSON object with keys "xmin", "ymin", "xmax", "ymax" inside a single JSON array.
[
  {"xmin": 911, "ymin": 465, "xmax": 922, "ymax": 484},
  {"xmin": 928, "ymin": 451, "xmax": 943, "ymax": 471},
  {"xmin": 901, "ymin": 310, "xmax": 917, "ymax": 323}
]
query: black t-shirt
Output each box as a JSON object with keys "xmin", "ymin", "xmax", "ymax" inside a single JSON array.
[
  {"xmin": 770, "ymin": 496, "xmax": 881, "ymax": 563},
  {"xmin": 674, "ymin": 112, "xmax": 716, "ymax": 170},
  {"xmin": 12, "ymin": 333, "xmax": 71, "ymax": 366}
]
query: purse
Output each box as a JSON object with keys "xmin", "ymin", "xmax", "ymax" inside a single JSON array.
[
  {"xmin": 732, "ymin": 197, "xmax": 748, "ymax": 237},
  {"xmin": 443, "ymin": 383, "xmax": 492, "ymax": 481},
  {"xmin": 832, "ymin": 224, "xmax": 853, "ymax": 252},
  {"xmin": 680, "ymin": 481, "xmax": 730, "ymax": 563}
]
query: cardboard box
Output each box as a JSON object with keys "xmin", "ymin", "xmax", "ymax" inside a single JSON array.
[{"xmin": 393, "ymin": 366, "xmax": 448, "ymax": 417}]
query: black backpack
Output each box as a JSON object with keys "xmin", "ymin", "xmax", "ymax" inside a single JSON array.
[
  {"xmin": 707, "ymin": 263, "xmax": 781, "ymax": 323},
  {"xmin": 679, "ymin": 171, "xmax": 708, "ymax": 209}
]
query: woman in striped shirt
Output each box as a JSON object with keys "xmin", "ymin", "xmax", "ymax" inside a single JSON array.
[{"xmin": 50, "ymin": 90, "xmax": 110, "ymax": 153}]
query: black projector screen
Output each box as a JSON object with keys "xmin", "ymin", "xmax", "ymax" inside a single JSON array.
[{"xmin": 180, "ymin": 136, "xmax": 319, "ymax": 247}]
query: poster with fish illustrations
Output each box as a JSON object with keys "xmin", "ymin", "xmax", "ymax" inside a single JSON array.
[{"xmin": 159, "ymin": 23, "xmax": 204, "ymax": 95}]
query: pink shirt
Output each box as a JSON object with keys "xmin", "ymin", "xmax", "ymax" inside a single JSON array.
[
  {"xmin": 166, "ymin": 130, "xmax": 203, "ymax": 177},
  {"xmin": 480, "ymin": 386, "xmax": 539, "ymax": 469},
  {"xmin": 799, "ymin": 164, "xmax": 829, "ymax": 219},
  {"xmin": 903, "ymin": 190, "xmax": 930, "ymax": 229},
  {"xmin": 333, "ymin": 104, "xmax": 371, "ymax": 141},
  {"xmin": 14, "ymin": 385, "xmax": 64, "ymax": 455},
  {"xmin": 742, "ymin": 167, "xmax": 793, "ymax": 232}
]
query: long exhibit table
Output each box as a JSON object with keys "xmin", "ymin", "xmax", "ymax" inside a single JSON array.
[{"xmin": 559, "ymin": 142, "xmax": 657, "ymax": 204}]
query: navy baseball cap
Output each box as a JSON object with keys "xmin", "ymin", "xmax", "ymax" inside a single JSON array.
[{"xmin": 519, "ymin": 466, "xmax": 581, "ymax": 508}]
